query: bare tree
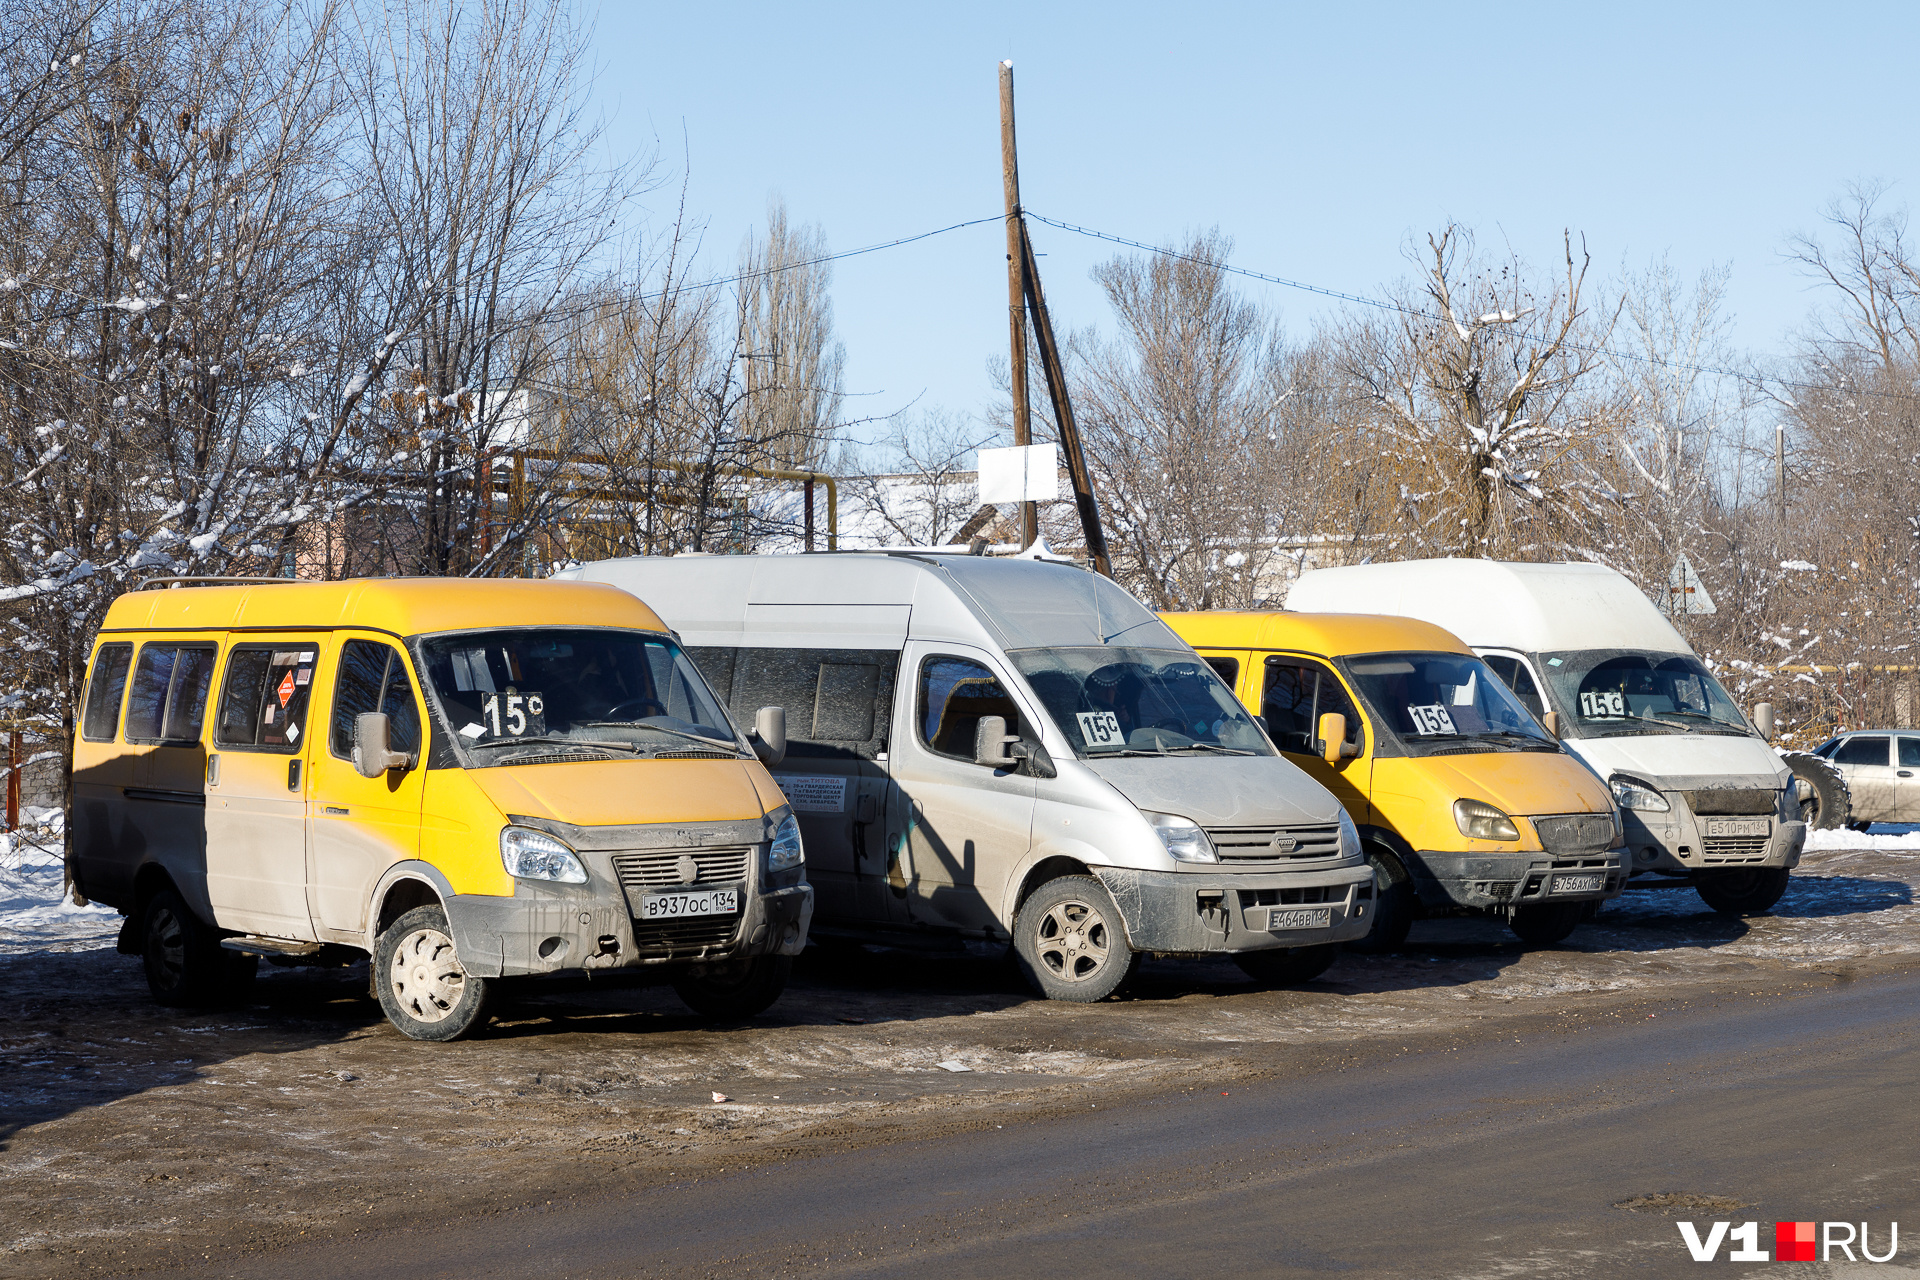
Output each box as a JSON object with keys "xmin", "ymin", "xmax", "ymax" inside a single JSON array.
[
  {"xmin": 736, "ymin": 199, "xmax": 845, "ymax": 473},
  {"xmin": 837, "ymin": 408, "xmax": 1001, "ymax": 547}
]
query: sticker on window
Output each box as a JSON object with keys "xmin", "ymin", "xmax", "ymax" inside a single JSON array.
[
  {"xmin": 479, "ymin": 691, "xmax": 546, "ymax": 739},
  {"xmin": 1076, "ymin": 710, "xmax": 1124, "ymax": 746},
  {"xmin": 1581, "ymin": 690, "xmax": 1626, "ymax": 718},
  {"xmin": 1408, "ymin": 704, "xmax": 1457, "ymax": 735}
]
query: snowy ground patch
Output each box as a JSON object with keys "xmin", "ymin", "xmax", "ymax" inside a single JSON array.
[{"xmin": 0, "ymin": 809, "xmax": 119, "ymax": 956}]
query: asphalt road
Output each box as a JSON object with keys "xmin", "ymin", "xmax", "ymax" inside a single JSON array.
[{"xmin": 135, "ymin": 967, "xmax": 1920, "ymax": 1280}]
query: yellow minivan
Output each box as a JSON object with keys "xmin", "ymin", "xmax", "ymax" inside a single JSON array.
[
  {"xmin": 70, "ymin": 576, "xmax": 813, "ymax": 1040},
  {"xmin": 1163, "ymin": 611, "xmax": 1626, "ymax": 947}
]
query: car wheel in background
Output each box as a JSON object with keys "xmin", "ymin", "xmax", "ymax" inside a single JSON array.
[
  {"xmin": 1508, "ymin": 900, "xmax": 1586, "ymax": 945},
  {"xmin": 1012, "ymin": 875, "xmax": 1140, "ymax": 1003},
  {"xmin": 672, "ymin": 955, "xmax": 793, "ymax": 1020},
  {"xmin": 141, "ymin": 888, "xmax": 248, "ymax": 1007},
  {"xmin": 1345, "ymin": 842, "xmax": 1415, "ymax": 953},
  {"xmin": 1234, "ymin": 943, "xmax": 1340, "ymax": 986},
  {"xmin": 376, "ymin": 904, "xmax": 492, "ymax": 1041},
  {"xmin": 1782, "ymin": 751, "xmax": 1851, "ymax": 830},
  {"xmin": 1697, "ymin": 866, "xmax": 1791, "ymax": 916}
]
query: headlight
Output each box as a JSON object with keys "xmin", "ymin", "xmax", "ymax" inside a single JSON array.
[
  {"xmin": 1336, "ymin": 808, "xmax": 1361, "ymax": 861},
  {"xmin": 1147, "ymin": 811, "xmax": 1217, "ymax": 863},
  {"xmin": 768, "ymin": 812, "xmax": 804, "ymax": 873},
  {"xmin": 499, "ymin": 826, "xmax": 588, "ymax": 884},
  {"xmin": 1453, "ymin": 799, "xmax": 1520, "ymax": 842},
  {"xmin": 1610, "ymin": 775, "xmax": 1670, "ymax": 812}
]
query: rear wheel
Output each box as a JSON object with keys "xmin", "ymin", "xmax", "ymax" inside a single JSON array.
[
  {"xmin": 1012, "ymin": 876, "xmax": 1139, "ymax": 1003},
  {"xmin": 1697, "ymin": 866, "xmax": 1790, "ymax": 916},
  {"xmin": 1234, "ymin": 943, "xmax": 1340, "ymax": 986},
  {"xmin": 1782, "ymin": 751, "xmax": 1850, "ymax": 829},
  {"xmin": 672, "ymin": 955, "xmax": 793, "ymax": 1020},
  {"xmin": 1509, "ymin": 901, "xmax": 1585, "ymax": 945},
  {"xmin": 1345, "ymin": 842, "xmax": 1415, "ymax": 953},
  {"xmin": 375, "ymin": 905, "xmax": 491, "ymax": 1041},
  {"xmin": 141, "ymin": 889, "xmax": 254, "ymax": 1006}
]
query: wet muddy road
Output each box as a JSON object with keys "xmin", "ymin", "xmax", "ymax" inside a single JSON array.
[{"xmin": 4, "ymin": 840, "xmax": 1919, "ymax": 1278}]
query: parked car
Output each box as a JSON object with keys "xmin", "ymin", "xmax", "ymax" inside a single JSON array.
[
  {"xmin": 71, "ymin": 575, "xmax": 812, "ymax": 1040},
  {"xmin": 558, "ymin": 552, "xmax": 1373, "ymax": 999},
  {"xmin": 1164, "ymin": 609, "xmax": 1625, "ymax": 947},
  {"xmin": 1810, "ymin": 731, "xmax": 1920, "ymax": 828}
]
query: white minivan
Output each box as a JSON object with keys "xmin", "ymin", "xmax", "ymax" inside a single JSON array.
[
  {"xmin": 1288, "ymin": 559, "xmax": 1806, "ymax": 915},
  {"xmin": 559, "ymin": 552, "xmax": 1374, "ymax": 1000}
]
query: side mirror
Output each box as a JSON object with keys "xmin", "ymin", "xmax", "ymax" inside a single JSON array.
[
  {"xmin": 1317, "ymin": 712, "xmax": 1346, "ymax": 765},
  {"xmin": 1010, "ymin": 738, "xmax": 1058, "ymax": 779},
  {"xmin": 974, "ymin": 715, "xmax": 1020, "ymax": 768},
  {"xmin": 1542, "ymin": 711, "xmax": 1562, "ymax": 739},
  {"xmin": 352, "ymin": 712, "xmax": 412, "ymax": 778},
  {"xmin": 1752, "ymin": 702, "xmax": 1775, "ymax": 741},
  {"xmin": 750, "ymin": 706, "xmax": 787, "ymax": 766}
]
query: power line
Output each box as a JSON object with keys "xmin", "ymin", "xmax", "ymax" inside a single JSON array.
[{"xmin": 639, "ymin": 214, "xmax": 1004, "ymax": 302}]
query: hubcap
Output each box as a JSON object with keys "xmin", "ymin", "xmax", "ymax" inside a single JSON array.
[
  {"xmin": 388, "ymin": 926, "xmax": 466, "ymax": 1023},
  {"xmin": 1034, "ymin": 899, "xmax": 1111, "ymax": 983},
  {"xmin": 147, "ymin": 906, "xmax": 186, "ymax": 988}
]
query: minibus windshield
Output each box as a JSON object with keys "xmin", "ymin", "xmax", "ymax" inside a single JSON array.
[
  {"xmin": 1341, "ymin": 652, "xmax": 1557, "ymax": 755},
  {"xmin": 419, "ymin": 628, "xmax": 743, "ymax": 764},
  {"xmin": 1537, "ymin": 648, "xmax": 1752, "ymax": 739},
  {"xmin": 1010, "ymin": 646, "xmax": 1273, "ymax": 757}
]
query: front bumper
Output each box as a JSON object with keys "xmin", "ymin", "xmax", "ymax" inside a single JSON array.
[
  {"xmin": 1403, "ymin": 847, "xmax": 1629, "ymax": 913},
  {"xmin": 1094, "ymin": 863, "xmax": 1372, "ymax": 955},
  {"xmin": 1622, "ymin": 806, "xmax": 1806, "ymax": 876}
]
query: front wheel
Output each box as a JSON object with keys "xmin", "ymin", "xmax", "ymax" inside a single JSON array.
[
  {"xmin": 1697, "ymin": 867, "xmax": 1790, "ymax": 916},
  {"xmin": 1234, "ymin": 943, "xmax": 1340, "ymax": 987},
  {"xmin": 672, "ymin": 955, "xmax": 793, "ymax": 1020},
  {"xmin": 1509, "ymin": 901, "xmax": 1585, "ymax": 945},
  {"xmin": 1012, "ymin": 875, "xmax": 1139, "ymax": 1003},
  {"xmin": 375, "ymin": 904, "xmax": 491, "ymax": 1041}
]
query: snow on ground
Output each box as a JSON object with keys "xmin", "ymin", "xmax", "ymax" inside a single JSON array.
[
  {"xmin": 1807, "ymin": 822, "xmax": 1920, "ymax": 850},
  {"xmin": 0, "ymin": 810, "xmax": 119, "ymax": 956}
]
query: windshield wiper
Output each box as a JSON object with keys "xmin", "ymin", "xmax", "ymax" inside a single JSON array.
[
  {"xmin": 576, "ymin": 720, "xmax": 738, "ymax": 750},
  {"xmin": 1088, "ymin": 747, "xmax": 1168, "ymax": 758},
  {"xmin": 472, "ymin": 735, "xmax": 638, "ymax": 753},
  {"xmin": 1166, "ymin": 742, "xmax": 1257, "ymax": 755},
  {"xmin": 1469, "ymin": 730, "xmax": 1557, "ymax": 748}
]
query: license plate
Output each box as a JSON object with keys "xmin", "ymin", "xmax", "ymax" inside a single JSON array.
[
  {"xmin": 639, "ymin": 888, "xmax": 739, "ymax": 920},
  {"xmin": 1706, "ymin": 818, "xmax": 1769, "ymax": 838},
  {"xmin": 1551, "ymin": 873, "xmax": 1604, "ymax": 894},
  {"xmin": 1267, "ymin": 907, "xmax": 1332, "ymax": 931}
]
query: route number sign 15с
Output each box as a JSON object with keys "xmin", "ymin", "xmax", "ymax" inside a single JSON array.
[
  {"xmin": 480, "ymin": 691, "xmax": 546, "ymax": 740},
  {"xmin": 1077, "ymin": 711, "xmax": 1124, "ymax": 746},
  {"xmin": 1580, "ymin": 690, "xmax": 1626, "ymax": 718}
]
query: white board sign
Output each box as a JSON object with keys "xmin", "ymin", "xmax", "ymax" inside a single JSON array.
[
  {"xmin": 977, "ymin": 443, "xmax": 1060, "ymax": 504},
  {"xmin": 776, "ymin": 774, "xmax": 847, "ymax": 814},
  {"xmin": 1076, "ymin": 710, "xmax": 1124, "ymax": 746}
]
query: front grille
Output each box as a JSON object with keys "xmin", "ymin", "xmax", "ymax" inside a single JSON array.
[
  {"xmin": 1239, "ymin": 884, "xmax": 1350, "ymax": 908},
  {"xmin": 1702, "ymin": 834, "xmax": 1770, "ymax": 863},
  {"xmin": 1686, "ymin": 788, "xmax": 1779, "ymax": 816},
  {"xmin": 1534, "ymin": 813, "xmax": 1615, "ymax": 854},
  {"xmin": 1206, "ymin": 823, "xmax": 1342, "ymax": 863},
  {"xmin": 630, "ymin": 913, "xmax": 743, "ymax": 957},
  {"xmin": 611, "ymin": 846, "xmax": 754, "ymax": 891}
]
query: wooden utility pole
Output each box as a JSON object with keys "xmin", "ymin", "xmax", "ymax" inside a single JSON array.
[
  {"xmin": 1021, "ymin": 222, "xmax": 1113, "ymax": 577},
  {"xmin": 999, "ymin": 60, "xmax": 1036, "ymax": 549}
]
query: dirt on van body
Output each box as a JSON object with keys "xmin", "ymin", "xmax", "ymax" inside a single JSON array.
[{"xmin": 3, "ymin": 836, "xmax": 1918, "ymax": 1278}]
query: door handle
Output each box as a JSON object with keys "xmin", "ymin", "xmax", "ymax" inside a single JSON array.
[
  {"xmin": 1900, "ymin": 771, "xmax": 1913, "ymax": 778},
  {"xmin": 287, "ymin": 759, "xmax": 302, "ymax": 792}
]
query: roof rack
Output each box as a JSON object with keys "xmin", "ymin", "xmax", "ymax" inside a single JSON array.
[{"xmin": 135, "ymin": 575, "xmax": 310, "ymax": 592}]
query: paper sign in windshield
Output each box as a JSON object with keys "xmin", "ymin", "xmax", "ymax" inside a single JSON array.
[
  {"xmin": 777, "ymin": 775, "xmax": 846, "ymax": 814},
  {"xmin": 1408, "ymin": 704, "xmax": 1457, "ymax": 736},
  {"xmin": 479, "ymin": 691, "xmax": 546, "ymax": 739},
  {"xmin": 1076, "ymin": 711, "xmax": 1124, "ymax": 746},
  {"xmin": 1580, "ymin": 690, "xmax": 1626, "ymax": 718}
]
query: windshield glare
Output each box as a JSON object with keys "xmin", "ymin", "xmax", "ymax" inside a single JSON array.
[
  {"xmin": 419, "ymin": 628, "xmax": 740, "ymax": 763},
  {"xmin": 1539, "ymin": 648, "xmax": 1751, "ymax": 738},
  {"xmin": 1009, "ymin": 646, "xmax": 1273, "ymax": 757},
  {"xmin": 1342, "ymin": 651, "xmax": 1553, "ymax": 752}
]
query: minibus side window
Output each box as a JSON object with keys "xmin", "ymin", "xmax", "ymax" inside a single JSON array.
[
  {"xmin": 215, "ymin": 645, "xmax": 319, "ymax": 751},
  {"xmin": 125, "ymin": 645, "xmax": 217, "ymax": 744},
  {"xmin": 330, "ymin": 640, "xmax": 420, "ymax": 759},
  {"xmin": 702, "ymin": 647, "xmax": 896, "ymax": 760},
  {"xmin": 919, "ymin": 656, "xmax": 1022, "ymax": 761},
  {"xmin": 1203, "ymin": 655, "xmax": 1239, "ymax": 688},
  {"xmin": 81, "ymin": 643, "xmax": 134, "ymax": 742},
  {"xmin": 1262, "ymin": 658, "xmax": 1362, "ymax": 755},
  {"xmin": 1483, "ymin": 655, "xmax": 1546, "ymax": 720}
]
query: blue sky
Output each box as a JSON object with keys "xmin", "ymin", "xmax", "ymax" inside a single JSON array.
[{"xmin": 587, "ymin": 2, "xmax": 1920, "ymax": 441}]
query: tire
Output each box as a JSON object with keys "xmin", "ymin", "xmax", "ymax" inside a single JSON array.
[
  {"xmin": 1234, "ymin": 943, "xmax": 1340, "ymax": 987},
  {"xmin": 1345, "ymin": 842, "xmax": 1415, "ymax": 953},
  {"xmin": 1781, "ymin": 751, "xmax": 1850, "ymax": 830},
  {"xmin": 1012, "ymin": 875, "xmax": 1139, "ymax": 1003},
  {"xmin": 672, "ymin": 955, "xmax": 793, "ymax": 1020},
  {"xmin": 1509, "ymin": 900, "xmax": 1585, "ymax": 945},
  {"xmin": 141, "ymin": 889, "xmax": 253, "ymax": 1007},
  {"xmin": 375, "ymin": 904, "xmax": 491, "ymax": 1041},
  {"xmin": 1697, "ymin": 866, "xmax": 1791, "ymax": 916}
]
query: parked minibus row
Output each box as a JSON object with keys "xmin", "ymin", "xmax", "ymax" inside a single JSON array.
[{"xmin": 69, "ymin": 553, "xmax": 1805, "ymax": 1040}]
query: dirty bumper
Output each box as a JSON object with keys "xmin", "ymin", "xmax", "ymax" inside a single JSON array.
[
  {"xmin": 1404, "ymin": 848, "xmax": 1629, "ymax": 913},
  {"xmin": 1094, "ymin": 865, "xmax": 1372, "ymax": 955}
]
